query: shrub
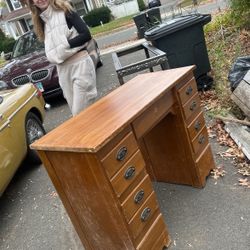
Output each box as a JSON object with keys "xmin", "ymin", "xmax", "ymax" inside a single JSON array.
[
  {"xmin": 83, "ymin": 6, "xmax": 112, "ymax": 27},
  {"xmin": 1, "ymin": 38, "xmax": 16, "ymax": 53},
  {"xmin": 0, "ymin": 28, "xmax": 5, "ymax": 40},
  {"xmin": 137, "ymin": 0, "xmax": 146, "ymax": 11},
  {"xmin": 0, "ymin": 28, "xmax": 15, "ymax": 53},
  {"xmin": 230, "ymin": 0, "xmax": 250, "ymax": 27}
]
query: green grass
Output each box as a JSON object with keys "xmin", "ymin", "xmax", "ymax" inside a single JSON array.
[{"xmin": 90, "ymin": 14, "xmax": 136, "ymax": 37}]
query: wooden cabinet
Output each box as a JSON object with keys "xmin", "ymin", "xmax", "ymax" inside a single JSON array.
[{"xmin": 31, "ymin": 66, "xmax": 215, "ymax": 249}]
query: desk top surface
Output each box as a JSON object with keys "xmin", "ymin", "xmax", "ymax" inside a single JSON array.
[{"xmin": 31, "ymin": 66, "xmax": 194, "ymax": 153}]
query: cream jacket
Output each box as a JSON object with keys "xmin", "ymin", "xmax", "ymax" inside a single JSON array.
[{"xmin": 40, "ymin": 6, "xmax": 85, "ymax": 64}]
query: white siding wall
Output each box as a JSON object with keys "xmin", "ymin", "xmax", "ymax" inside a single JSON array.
[{"xmin": 108, "ymin": 0, "xmax": 139, "ymax": 18}]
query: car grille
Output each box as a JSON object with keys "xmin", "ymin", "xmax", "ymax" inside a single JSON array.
[
  {"xmin": 11, "ymin": 69, "xmax": 49, "ymax": 86},
  {"xmin": 31, "ymin": 69, "xmax": 49, "ymax": 82},
  {"xmin": 12, "ymin": 75, "xmax": 30, "ymax": 86}
]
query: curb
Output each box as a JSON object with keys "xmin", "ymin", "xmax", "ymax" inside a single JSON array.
[{"xmin": 100, "ymin": 38, "xmax": 146, "ymax": 55}]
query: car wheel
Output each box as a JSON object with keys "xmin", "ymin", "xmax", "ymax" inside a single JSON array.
[{"xmin": 25, "ymin": 112, "xmax": 46, "ymax": 164}]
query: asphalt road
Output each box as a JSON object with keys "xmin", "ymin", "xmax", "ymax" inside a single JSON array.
[{"xmin": 96, "ymin": 0, "xmax": 229, "ymax": 49}]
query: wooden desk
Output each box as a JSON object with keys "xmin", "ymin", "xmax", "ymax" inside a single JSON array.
[{"xmin": 31, "ymin": 66, "xmax": 215, "ymax": 250}]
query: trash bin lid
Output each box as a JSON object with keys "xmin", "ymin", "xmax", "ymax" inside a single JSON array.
[{"xmin": 144, "ymin": 14, "xmax": 211, "ymax": 40}]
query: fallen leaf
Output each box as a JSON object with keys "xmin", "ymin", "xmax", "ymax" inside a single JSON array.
[
  {"xmin": 238, "ymin": 168, "xmax": 250, "ymax": 176},
  {"xmin": 50, "ymin": 191, "xmax": 58, "ymax": 198},
  {"xmin": 210, "ymin": 166, "xmax": 226, "ymax": 180},
  {"xmin": 238, "ymin": 178, "xmax": 250, "ymax": 187}
]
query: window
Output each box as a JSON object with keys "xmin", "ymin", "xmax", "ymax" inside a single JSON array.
[
  {"xmin": 26, "ymin": 18, "xmax": 33, "ymax": 30},
  {"xmin": 19, "ymin": 19, "xmax": 29, "ymax": 33},
  {"xmin": 72, "ymin": 0, "xmax": 87, "ymax": 16},
  {"xmin": 12, "ymin": 32, "xmax": 44, "ymax": 58},
  {"xmin": 10, "ymin": 0, "xmax": 22, "ymax": 10}
]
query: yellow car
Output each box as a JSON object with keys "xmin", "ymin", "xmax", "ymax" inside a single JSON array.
[{"xmin": 0, "ymin": 82, "xmax": 46, "ymax": 196}]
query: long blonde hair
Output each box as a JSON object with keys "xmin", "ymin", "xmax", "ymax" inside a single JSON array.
[{"xmin": 27, "ymin": 0, "xmax": 73, "ymax": 41}]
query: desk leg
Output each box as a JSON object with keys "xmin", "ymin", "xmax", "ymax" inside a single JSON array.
[
  {"xmin": 118, "ymin": 74, "xmax": 125, "ymax": 85},
  {"xmin": 161, "ymin": 60, "xmax": 170, "ymax": 70},
  {"xmin": 144, "ymin": 47, "xmax": 154, "ymax": 72}
]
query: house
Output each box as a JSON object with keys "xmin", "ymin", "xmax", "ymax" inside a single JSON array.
[{"xmin": 0, "ymin": 0, "xmax": 106, "ymax": 39}]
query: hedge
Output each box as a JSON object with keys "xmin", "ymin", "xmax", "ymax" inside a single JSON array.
[
  {"xmin": 83, "ymin": 6, "xmax": 112, "ymax": 27},
  {"xmin": 0, "ymin": 29, "xmax": 15, "ymax": 53}
]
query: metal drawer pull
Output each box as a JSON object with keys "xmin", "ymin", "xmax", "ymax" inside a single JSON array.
[
  {"xmin": 194, "ymin": 121, "xmax": 201, "ymax": 131},
  {"xmin": 141, "ymin": 207, "xmax": 151, "ymax": 222},
  {"xmin": 116, "ymin": 146, "xmax": 127, "ymax": 161},
  {"xmin": 134, "ymin": 190, "xmax": 145, "ymax": 204},
  {"xmin": 190, "ymin": 101, "xmax": 197, "ymax": 111},
  {"xmin": 186, "ymin": 86, "xmax": 193, "ymax": 95},
  {"xmin": 198, "ymin": 135, "xmax": 205, "ymax": 144},
  {"xmin": 124, "ymin": 166, "xmax": 135, "ymax": 180}
]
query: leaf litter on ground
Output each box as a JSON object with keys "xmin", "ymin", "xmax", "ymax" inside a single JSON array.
[{"xmin": 200, "ymin": 90, "xmax": 250, "ymax": 188}]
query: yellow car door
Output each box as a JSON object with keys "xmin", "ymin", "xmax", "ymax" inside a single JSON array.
[{"xmin": 0, "ymin": 91, "xmax": 27, "ymax": 196}]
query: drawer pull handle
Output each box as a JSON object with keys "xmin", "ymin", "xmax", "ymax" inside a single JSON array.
[
  {"xmin": 194, "ymin": 121, "xmax": 201, "ymax": 131},
  {"xmin": 198, "ymin": 135, "xmax": 205, "ymax": 144},
  {"xmin": 190, "ymin": 101, "xmax": 197, "ymax": 111},
  {"xmin": 134, "ymin": 190, "xmax": 145, "ymax": 204},
  {"xmin": 116, "ymin": 146, "xmax": 127, "ymax": 161},
  {"xmin": 141, "ymin": 207, "xmax": 151, "ymax": 222},
  {"xmin": 124, "ymin": 166, "xmax": 135, "ymax": 180},
  {"xmin": 186, "ymin": 86, "xmax": 193, "ymax": 95}
]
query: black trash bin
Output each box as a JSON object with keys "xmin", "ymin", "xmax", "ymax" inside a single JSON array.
[
  {"xmin": 147, "ymin": 7, "xmax": 161, "ymax": 26},
  {"xmin": 145, "ymin": 14, "xmax": 212, "ymax": 90},
  {"xmin": 133, "ymin": 12, "xmax": 148, "ymax": 39}
]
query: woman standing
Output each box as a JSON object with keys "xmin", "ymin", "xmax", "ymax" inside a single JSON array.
[{"xmin": 27, "ymin": 0, "xmax": 97, "ymax": 116}]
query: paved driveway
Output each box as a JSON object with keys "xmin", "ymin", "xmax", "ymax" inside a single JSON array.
[{"xmin": 0, "ymin": 51, "xmax": 249, "ymax": 250}]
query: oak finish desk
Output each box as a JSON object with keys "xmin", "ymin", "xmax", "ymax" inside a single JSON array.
[{"xmin": 32, "ymin": 66, "xmax": 215, "ymax": 250}]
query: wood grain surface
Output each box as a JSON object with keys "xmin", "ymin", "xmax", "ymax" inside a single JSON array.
[{"xmin": 31, "ymin": 66, "xmax": 195, "ymax": 152}]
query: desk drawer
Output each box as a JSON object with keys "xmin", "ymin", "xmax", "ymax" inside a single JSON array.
[
  {"xmin": 191, "ymin": 126, "xmax": 209, "ymax": 155},
  {"xmin": 102, "ymin": 132, "xmax": 138, "ymax": 179},
  {"xmin": 128, "ymin": 192, "xmax": 159, "ymax": 240},
  {"xmin": 177, "ymin": 77, "xmax": 197, "ymax": 105},
  {"xmin": 111, "ymin": 150, "xmax": 145, "ymax": 197},
  {"xmin": 136, "ymin": 214, "xmax": 168, "ymax": 250},
  {"xmin": 122, "ymin": 175, "xmax": 153, "ymax": 223},
  {"xmin": 182, "ymin": 93, "xmax": 201, "ymax": 122},
  {"xmin": 187, "ymin": 112, "xmax": 206, "ymax": 140}
]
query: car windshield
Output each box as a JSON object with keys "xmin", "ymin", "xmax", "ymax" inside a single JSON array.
[{"xmin": 12, "ymin": 32, "xmax": 44, "ymax": 58}]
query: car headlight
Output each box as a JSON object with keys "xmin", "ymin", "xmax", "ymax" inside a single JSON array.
[{"xmin": 0, "ymin": 80, "xmax": 8, "ymax": 90}]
